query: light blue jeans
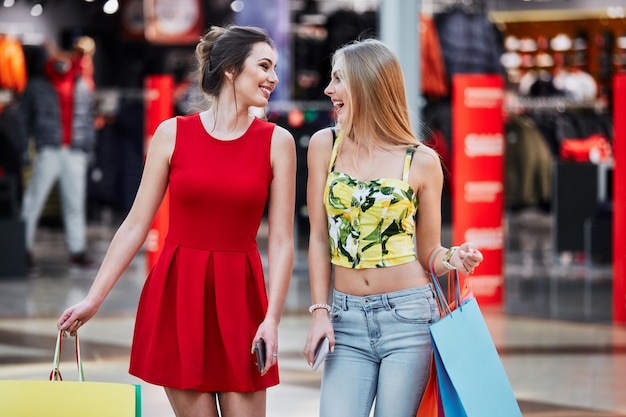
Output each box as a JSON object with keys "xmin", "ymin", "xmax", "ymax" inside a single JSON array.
[
  {"xmin": 320, "ymin": 284, "xmax": 439, "ymax": 417},
  {"xmin": 21, "ymin": 147, "xmax": 88, "ymax": 254}
]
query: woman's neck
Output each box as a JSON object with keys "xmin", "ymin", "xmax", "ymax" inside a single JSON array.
[{"xmin": 200, "ymin": 104, "xmax": 253, "ymax": 140}]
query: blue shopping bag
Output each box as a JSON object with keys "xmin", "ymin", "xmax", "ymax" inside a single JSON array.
[
  {"xmin": 426, "ymin": 249, "xmax": 522, "ymax": 417},
  {"xmin": 430, "ymin": 298, "xmax": 522, "ymax": 417}
]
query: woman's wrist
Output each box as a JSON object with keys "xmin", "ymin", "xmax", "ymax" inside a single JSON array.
[
  {"xmin": 442, "ymin": 246, "xmax": 459, "ymax": 270},
  {"xmin": 308, "ymin": 303, "xmax": 331, "ymax": 314}
]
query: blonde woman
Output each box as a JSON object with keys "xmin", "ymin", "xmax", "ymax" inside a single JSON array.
[{"xmin": 304, "ymin": 38, "xmax": 483, "ymax": 417}]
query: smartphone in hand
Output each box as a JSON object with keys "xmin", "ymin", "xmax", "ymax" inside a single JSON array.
[
  {"xmin": 254, "ymin": 339, "xmax": 266, "ymax": 373},
  {"xmin": 312, "ymin": 337, "xmax": 330, "ymax": 371}
]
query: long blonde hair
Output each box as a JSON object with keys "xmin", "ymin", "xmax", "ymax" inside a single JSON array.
[{"xmin": 332, "ymin": 38, "xmax": 419, "ymax": 148}]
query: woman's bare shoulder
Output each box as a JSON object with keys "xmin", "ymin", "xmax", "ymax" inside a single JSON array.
[
  {"xmin": 309, "ymin": 127, "xmax": 335, "ymax": 150},
  {"xmin": 149, "ymin": 117, "xmax": 177, "ymax": 156},
  {"xmin": 413, "ymin": 143, "xmax": 442, "ymax": 167}
]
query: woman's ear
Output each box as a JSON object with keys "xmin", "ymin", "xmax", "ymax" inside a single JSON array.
[{"xmin": 225, "ymin": 70, "xmax": 234, "ymax": 83}]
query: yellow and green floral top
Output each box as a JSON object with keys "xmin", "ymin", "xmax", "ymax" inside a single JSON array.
[{"xmin": 323, "ymin": 131, "xmax": 419, "ymax": 269}]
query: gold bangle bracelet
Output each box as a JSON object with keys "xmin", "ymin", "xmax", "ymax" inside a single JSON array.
[{"xmin": 442, "ymin": 246, "xmax": 459, "ymax": 270}]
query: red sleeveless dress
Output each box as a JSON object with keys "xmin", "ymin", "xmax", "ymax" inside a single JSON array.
[{"xmin": 129, "ymin": 114, "xmax": 279, "ymax": 392}]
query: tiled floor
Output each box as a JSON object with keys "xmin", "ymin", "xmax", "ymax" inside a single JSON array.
[{"xmin": 1, "ymin": 210, "xmax": 625, "ymax": 417}]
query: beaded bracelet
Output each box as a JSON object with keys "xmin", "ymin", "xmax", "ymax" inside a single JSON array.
[{"xmin": 308, "ymin": 303, "xmax": 332, "ymax": 314}]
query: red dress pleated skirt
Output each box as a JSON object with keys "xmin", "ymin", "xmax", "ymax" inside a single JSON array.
[{"xmin": 129, "ymin": 114, "xmax": 279, "ymax": 392}]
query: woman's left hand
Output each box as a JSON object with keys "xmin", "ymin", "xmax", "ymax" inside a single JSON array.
[
  {"xmin": 452, "ymin": 242, "xmax": 483, "ymax": 276},
  {"xmin": 252, "ymin": 319, "xmax": 279, "ymax": 376}
]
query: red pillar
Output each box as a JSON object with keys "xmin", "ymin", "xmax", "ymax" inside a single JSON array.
[
  {"xmin": 144, "ymin": 75, "xmax": 173, "ymax": 271},
  {"xmin": 613, "ymin": 75, "xmax": 626, "ymax": 324}
]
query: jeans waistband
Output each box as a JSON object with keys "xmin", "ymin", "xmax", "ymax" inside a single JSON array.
[{"xmin": 332, "ymin": 283, "xmax": 433, "ymax": 311}]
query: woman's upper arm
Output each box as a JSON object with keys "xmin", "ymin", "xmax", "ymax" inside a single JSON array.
[
  {"xmin": 412, "ymin": 146, "xmax": 445, "ymax": 267},
  {"xmin": 268, "ymin": 125, "xmax": 297, "ymax": 238},
  {"xmin": 124, "ymin": 118, "xmax": 176, "ymax": 229},
  {"xmin": 306, "ymin": 129, "xmax": 333, "ymax": 242}
]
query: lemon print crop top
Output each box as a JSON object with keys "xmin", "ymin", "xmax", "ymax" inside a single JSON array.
[{"xmin": 323, "ymin": 130, "xmax": 419, "ymax": 269}]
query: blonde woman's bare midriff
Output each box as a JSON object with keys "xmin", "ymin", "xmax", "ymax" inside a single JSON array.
[{"xmin": 333, "ymin": 260, "xmax": 430, "ymax": 296}]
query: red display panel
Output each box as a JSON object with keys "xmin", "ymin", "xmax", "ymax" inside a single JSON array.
[
  {"xmin": 452, "ymin": 74, "xmax": 505, "ymax": 305},
  {"xmin": 613, "ymin": 75, "xmax": 626, "ymax": 324},
  {"xmin": 144, "ymin": 75, "xmax": 173, "ymax": 271}
]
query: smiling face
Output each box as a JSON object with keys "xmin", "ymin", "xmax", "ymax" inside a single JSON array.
[
  {"xmin": 322, "ymin": 39, "xmax": 417, "ymax": 147},
  {"xmin": 324, "ymin": 57, "xmax": 349, "ymax": 124},
  {"xmin": 231, "ymin": 41, "xmax": 279, "ymax": 108}
]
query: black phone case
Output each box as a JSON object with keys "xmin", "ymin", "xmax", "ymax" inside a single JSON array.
[{"xmin": 254, "ymin": 339, "xmax": 266, "ymax": 373}]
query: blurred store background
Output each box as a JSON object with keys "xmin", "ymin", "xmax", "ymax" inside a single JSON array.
[{"xmin": 0, "ymin": 0, "xmax": 624, "ymax": 324}]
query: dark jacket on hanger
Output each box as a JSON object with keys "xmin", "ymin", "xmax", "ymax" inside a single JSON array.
[
  {"xmin": 505, "ymin": 114, "xmax": 553, "ymax": 211},
  {"xmin": 434, "ymin": 8, "xmax": 505, "ymax": 86}
]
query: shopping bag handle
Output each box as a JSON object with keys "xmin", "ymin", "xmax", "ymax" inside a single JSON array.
[
  {"xmin": 50, "ymin": 330, "xmax": 85, "ymax": 382},
  {"xmin": 428, "ymin": 247, "xmax": 462, "ymax": 317}
]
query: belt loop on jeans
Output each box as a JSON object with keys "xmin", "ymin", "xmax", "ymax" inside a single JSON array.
[
  {"xmin": 334, "ymin": 290, "xmax": 348, "ymax": 311},
  {"xmin": 382, "ymin": 293, "xmax": 392, "ymax": 310},
  {"xmin": 428, "ymin": 282, "xmax": 436, "ymax": 297},
  {"xmin": 342, "ymin": 293, "xmax": 349, "ymax": 311}
]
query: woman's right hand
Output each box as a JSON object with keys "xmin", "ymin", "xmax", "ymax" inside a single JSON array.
[
  {"xmin": 56, "ymin": 297, "xmax": 99, "ymax": 335},
  {"xmin": 303, "ymin": 310, "xmax": 335, "ymax": 367}
]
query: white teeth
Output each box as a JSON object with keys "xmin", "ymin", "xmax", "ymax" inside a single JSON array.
[
  {"xmin": 260, "ymin": 87, "xmax": 271, "ymax": 95},
  {"xmin": 333, "ymin": 101, "xmax": 344, "ymax": 107}
]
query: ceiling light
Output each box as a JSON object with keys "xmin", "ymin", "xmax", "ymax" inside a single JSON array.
[
  {"xmin": 103, "ymin": 0, "xmax": 119, "ymax": 14},
  {"xmin": 31, "ymin": 3, "xmax": 43, "ymax": 16},
  {"xmin": 607, "ymin": 6, "xmax": 625, "ymax": 19},
  {"xmin": 231, "ymin": 1, "xmax": 244, "ymax": 12}
]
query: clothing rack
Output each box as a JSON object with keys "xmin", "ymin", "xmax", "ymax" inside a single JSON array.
[
  {"xmin": 423, "ymin": 0, "xmax": 492, "ymax": 15},
  {"xmin": 504, "ymin": 95, "xmax": 608, "ymax": 114}
]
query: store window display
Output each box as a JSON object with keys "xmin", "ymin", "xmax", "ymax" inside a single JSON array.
[{"xmin": 497, "ymin": 12, "xmax": 619, "ymax": 303}]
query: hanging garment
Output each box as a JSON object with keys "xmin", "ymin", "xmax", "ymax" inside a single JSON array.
[
  {"xmin": 434, "ymin": 8, "xmax": 505, "ymax": 87},
  {"xmin": 420, "ymin": 14, "xmax": 448, "ymax": 97},
  {"xmin": 504, "ymin": 114, "xmax": 553, "ymax": 211},
  {"xmin": 0, "ymin": 35, "xmax": 27, "ymax": 94}
]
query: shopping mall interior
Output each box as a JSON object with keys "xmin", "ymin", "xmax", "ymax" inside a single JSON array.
[
  {"xmin": 2, "ymin": 0, "xmax": 622, "ymax": 321},
  {"xmin": 0, "ymin": 1, "xmax": 625, "ymax": 416}
]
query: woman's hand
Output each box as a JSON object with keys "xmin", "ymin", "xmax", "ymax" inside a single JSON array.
[
  {"xmin": 252, "ymin": 319, "xmax": 279, "ymax": 376},
  {"xmin": 451, "ymin": 242, "xmax": 484, "ymax": 276},
  {"xmin": 56, "ymin": 297, "xmax": 99, "ymax": 335},
  {"xmin": 303, "ymin": 310, "xmax": 334, "ymax": 367}
]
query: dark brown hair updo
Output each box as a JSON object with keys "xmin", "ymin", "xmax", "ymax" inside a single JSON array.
[{"xmin": 195, "ymin": 25, "xmax": 274, "ymax": 97}]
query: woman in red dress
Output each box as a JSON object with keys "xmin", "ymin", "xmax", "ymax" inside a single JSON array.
[{"xmin": 57, "ymin": 25, "xmax": 296, "ymax": 417}]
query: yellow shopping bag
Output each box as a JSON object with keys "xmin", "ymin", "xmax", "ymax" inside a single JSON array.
[{"xmin": 0, "ymin": 330, "xmax": 141, "ymax": 417}]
